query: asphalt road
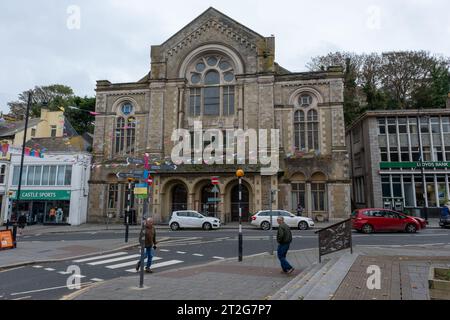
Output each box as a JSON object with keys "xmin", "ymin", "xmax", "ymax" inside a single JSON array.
[{"xmin": 1, "ymin": 227, "xmax": 449, "ymax": 300}]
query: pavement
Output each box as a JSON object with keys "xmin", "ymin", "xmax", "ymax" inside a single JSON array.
[
  {"xmin": 65, "ymin": 243, "xmax": 450, "ymax": 301},
  {"xmin": 3, "ymin": 218, "xmax": 443, "ymax": 236}
]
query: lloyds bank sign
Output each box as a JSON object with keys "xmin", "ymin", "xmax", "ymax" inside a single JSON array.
[{"xmin": 380, "ymin": 162, "xmax": 450, "ymax": 169}]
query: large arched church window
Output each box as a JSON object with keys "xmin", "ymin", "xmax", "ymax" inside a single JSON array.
[
  {"xmin": 188, "ymin": 55, "xmax": 235, "ymax": 117},
  {"xmin": 294, "ymin": 94, "xmax": 320, "ymax": 152}
]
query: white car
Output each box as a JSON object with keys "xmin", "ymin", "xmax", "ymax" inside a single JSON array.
[
  {"xmin": 251, "ymin": 210, "xmax": 315, "ymax": 230},
  {"xmin": 169, "ymin": 210, "xmax": 221, "ymax": 231}
]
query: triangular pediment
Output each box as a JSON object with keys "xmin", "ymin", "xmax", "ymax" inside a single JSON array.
[{"xmin": 160, "ymin": 7, "xmax": 266, "ymax": 57}]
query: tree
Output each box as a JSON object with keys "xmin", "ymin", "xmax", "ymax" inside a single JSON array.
[{"xmin": 65, "ymin": 96, "xmax": 96, "ymax": 135}]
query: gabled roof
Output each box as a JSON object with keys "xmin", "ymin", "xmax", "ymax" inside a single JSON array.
[
  {"xmin": 0, "ymin": 118, "xmax": 41, "ymax": 138},
  {"xmin": 161, "ymin": 7, "xmax": 266, "ymax": 48}
]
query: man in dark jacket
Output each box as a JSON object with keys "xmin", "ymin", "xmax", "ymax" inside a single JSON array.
[
  {"xmin": 276, "ymin": 216, "xmax": 294, "ymax": 274},
  {"xmin": 136, "ymin": 218, "xmax": 157, "ymax": 273}
]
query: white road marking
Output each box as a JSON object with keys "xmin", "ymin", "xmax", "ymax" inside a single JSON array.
[
  {"xmin": 87, "ymin": 254, "xmax": 141, "ymax": 266},
  {"xmin": 193, "ymin": 253, "xmax": 204, "ymax": 257},
  {"xmin": 106, "ymin": 257, "xmax": 162, "ymax": 269},
  {"xmin": 160, "ymin": 249, "xmax": 170, "ymax": 252},
  {"xmin": 58, "ymin": 271, "xmax": 70, "ymax": 275},
  {"xmin": 33, "ymin": 265, "xmax": 43, "ymax": 269},
  {"xmin": 176, "ymin": 251, "xmax": 186, "ymax": 254},
  {"xmin": 10, "ymin": 282, "xmax": 93, "ymax": 296},
  {"xmin": 13, "ymin": 296, "xmax": 32, "ymax": 300},
  {"xmin": 213, "ymin": 256, "xmax": 225, "ymax": 260},
  {"xmin": 91, "ymin": 278, "xmax": 104, "ymax": 282},
  {"xmin": 73, "ymin": 252, "xmax": 128, "ymax": 263},
  {"xmin": 125, "ymin": 260, "xmax": 183, "ymax": 273},
  {"xmin": 44, "ymin": 268, "xmax": 55, "ymax": 271},
  {"xmin": 72, "ymin": 275, "xmax": 86, "ymax": 278}
]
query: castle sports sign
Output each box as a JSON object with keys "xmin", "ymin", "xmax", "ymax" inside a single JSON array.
[
  {"xmin": 9, "ymin": 190, "xmax": 71, "ymax": 201},
  {"xmin": 380, "ymin": 162, "xmax": 450, "ymax": 169}
]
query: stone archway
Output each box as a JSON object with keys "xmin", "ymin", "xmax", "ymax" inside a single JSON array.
[
  {"xmin": 223, "ymin": 179, "xmax": 253, "ymax": 223},
  {"xmin": 160, "ymin": 179, "xmax": 190, "ymax": 222}
]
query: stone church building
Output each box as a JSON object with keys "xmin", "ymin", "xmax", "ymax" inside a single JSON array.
[{"xmin": 88, "ymin": 7, "xmax": 351, "ymax": 224}]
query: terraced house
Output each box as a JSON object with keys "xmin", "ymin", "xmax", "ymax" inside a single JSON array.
[{"xmin": 88, "ymin": 7, "xmax": 351, "ymax": 224}]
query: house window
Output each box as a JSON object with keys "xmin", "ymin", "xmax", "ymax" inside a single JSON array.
[
  {"xmin": 188, "ymin": 55, "xmax": 235, "ymax": 117},
  {"xmin": 31, "ymin": 128, "xmax": 36, "ymax": 137},
  {"xmin": 291, "ymin": 183, "xmax": 306, "ymax": 210},
  {"xmin": 311, "ymin": 183, "xmax": 326, "ymax": 211},
  {"xmin": 51, "ymin": 126, "xmax": 57, "ymax": 137},
  {"xmin": 0, "ymin": 165, "xmax": 6, "ymax": 184},
  {"xmin": 107, "ymin": 184, "xmax": 119, "ymax": 209}
]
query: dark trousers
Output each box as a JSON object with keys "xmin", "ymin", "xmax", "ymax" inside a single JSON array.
[{"xmin": 277, "ymin": 243, "xmax": 293, "ymax": 272}]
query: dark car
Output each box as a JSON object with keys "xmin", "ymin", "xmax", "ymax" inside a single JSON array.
[
  {"xmin": 351, "ymin": 208, "xmax": 425, "ymax": 234},
  {"xmin": 440, "ymin": 205, "xmax": 450, "ymax": 228}
]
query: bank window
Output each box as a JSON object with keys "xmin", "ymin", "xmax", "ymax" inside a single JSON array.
[
  {"xmin": 433, "ymin": 147, "xmax": 444, "ymax": 162},
  {"xmin": 390, "ymin": 147, "xmax": 399, "ymax": 162},
  {"xmin": 378, "ymin": 118, "xmax": 386, "ymax": 135},
  {"xmin": 291, "ymin": 183, "xmax": 306, "ymax": 211},
  {"xmin": 401, "ymin": 147, "xmax": 410, "ymax": 162},
  {"xmin": 420, "ymin": 117, "xmax": 429, "ymax": 133},
  {"xmin": 411, "ymin": 147, "xmax": 420, "ymax": 161},
  {"xmin": 380, "ymin": 147, "xmax": 388, "ymax": 162},
  {"xmin": 387, "ymin": 118, "xmax": 396, "ymax": 134},
  {"xmin": 392, "ymin": 175, "xmax": 402, "ymax": 198},
  {"xmin": 382, "ymin": 176, "xmax": 391, "ymax": 198},
  {"xmin": 437, "ymin": 176, "xmax": 447, "ymax": 206},
  {"xmin": 398, "ymin": 118, "xmax": 407, "ymax": 134},
  {"xmin": 442, "ymin": 117, "xmax": 450, "ymax": 133},
  {"xmin": 408, "ymin": 118, "xmax": 418, "ymax": 134},
  {"xmin": 426, "ymin": 176, "xmax": 437, "ymax": 207},
  {"xmin": 311, "ymin": 183, "xmax": 326, "ymax": 211},
  {"xmin": 0, "ymin": 164, "xmax": 5, "ymax": 184},
  {"xmin": 403, "ymin": 176, "xmax": 415, "ymax": 207},
  {"xmin": 431, "ymin": 117, "xmax": 440, "ymax": 134},
  {"xmin": 423, "ymin": 147, "xmax": 432, "ymax": 161},
  {"xmin": 446, "ymin": 146, "xmax": 450, "ymax": 161}
]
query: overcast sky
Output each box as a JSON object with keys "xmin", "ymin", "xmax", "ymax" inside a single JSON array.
[{"xmin": 1, "ymin": 0, "xmax": 449, "ymax": 112}]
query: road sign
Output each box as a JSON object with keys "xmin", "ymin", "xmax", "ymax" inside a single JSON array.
[
  {"xmin": 211, "ymin": 176, "xmax": 219, "ymax": 185},
  {"xmin": 126, "ymin": 157, "xmax": 145, "ymax": 165},
  {"xmin": 207, "ymin": 198, "xmax": 221, "ymax": 202},
  {"xmin": 116, "ymin": 170, "xmax": 156, "ymax": 180},
  {"xmin": 211, "ymin": 185, "xmax": 219, "ymax": 193}
]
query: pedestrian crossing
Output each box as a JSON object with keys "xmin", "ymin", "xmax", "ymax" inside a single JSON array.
[{"xmin": 72, "ymin": 251, "xmax": 184, "ymax": 274}]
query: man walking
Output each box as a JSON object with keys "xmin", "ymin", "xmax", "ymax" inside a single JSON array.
[
  {"xmin": 136, "ymin": 218, "xmax": 157, "ymax": 273},
  {"xmin": 296, "ymin": 203, "xmax": 304, "ymax": 216},
  {"xmin": 276, "ymin": 216, "xmax": 294, "ymax": 274}
]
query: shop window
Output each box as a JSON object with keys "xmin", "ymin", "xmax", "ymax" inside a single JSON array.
[
  {"xmin": 437, "ymin": 176, "xmax": 447, "ymax": 206},
  {"xmin": 12, "ymin": 165, "xmax": 27, "ymax": 186},
  {"xmin": 426, "ymin": 176, "xmax": 437, "ymax": 207},
  {"xmin": 392, "ymin": 175, "xmax": 402, "ymax": 198},
  {"xmin": 311, "ymin": 183, "xmax": 326, "ymax": 211},
  {"xmin": 403, "ymin": 176, "xmax": 415, "ymax": 207},
  {"xmin": 291, "ymin": 183, "xmax": 306, "ymax": 211},
  {"xmin": 415, "ymin": 176, "xmax": 425, "ymax": 207}
]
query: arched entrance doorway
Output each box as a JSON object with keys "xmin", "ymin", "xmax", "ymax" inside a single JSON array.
[
  {"xmin": 200, "ymin": 184, "xmax": 220, "ymax": 217},
  {"xmin": 171, "ymin": 184, "xmax": 188, "ymax": 212},
  {"xmin": 231, "ymin": 184, "xmax": 249, "ymax": 222}
]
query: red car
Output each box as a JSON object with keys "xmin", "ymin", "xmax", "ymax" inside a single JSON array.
[{"xmin": 351, "ymin": 209, "xmax": 427, "ymax": 234}]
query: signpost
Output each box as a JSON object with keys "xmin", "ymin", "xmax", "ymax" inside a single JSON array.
[{"xmin": 211, "ymin": 178, "xmax": 220, "ymax": 218}]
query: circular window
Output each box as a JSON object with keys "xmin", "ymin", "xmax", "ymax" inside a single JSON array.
[
  {"xmin": 219, "ymin": 61, "xmax": 231, "ymax": 70},
  {"xmin": 224, "ymin": 72, "xmax": 235, "ymax": 82},
  {"xmin": 207, "ymin": 57, "xmax": 218, "ymax": 66},
  {"xmin": 299, "ymin": 94, "xmax": 313, "ymax": 107},
  {"xmin": 191, "ymin": 74, "xmax": 201, "ymax": 84},
  {"xmin": 196, "ymin": 62, "xmax": 206, "ymax": 72},
  {"xmin": 121, "ymin": 103, "xmax": 133, "ymax": 115}
]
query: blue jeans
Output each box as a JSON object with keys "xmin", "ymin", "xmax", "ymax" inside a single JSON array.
[
  {"xmin": 277, "ymin": 243, "xmax": 293, "ymax": 272},
  {"xmin": 145, "ymin": 247, "xmax": 154, "ymax": 269}
]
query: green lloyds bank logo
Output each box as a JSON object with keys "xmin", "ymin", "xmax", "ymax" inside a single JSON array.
[{"xmin": 380, "ymin": 162, "xmax": 450, "ymax": 169}]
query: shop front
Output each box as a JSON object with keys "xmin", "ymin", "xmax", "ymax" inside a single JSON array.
[{"xmin": 10, "ymin": 190, "xmax": 71, "ymax": 225}]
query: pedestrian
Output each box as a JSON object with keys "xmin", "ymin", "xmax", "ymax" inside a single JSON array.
[
  {"xmin": 18, "ymin": 213, "xmax": 27, "ymax": 236},
  {"xmin": 296, "ymin": 203, "xmax": 304, "ymax": 216},
  {"xmin": 276, "ymin": 216, "xmax": 294, "ymax": 274},
  {"xmin": 136, "ymin": 218, "xmax": 157, "ymax": 273}
]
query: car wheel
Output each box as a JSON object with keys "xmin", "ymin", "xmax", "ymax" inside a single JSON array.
[
  {"xmin": 203, "ymin": 222, "xmax": 212, "ymax": 231},
  {"xmin": 170, "ymin": 222, "xmax": 180, "ymax": 231},
  {"xmin": 261, "ymin": 221, "xmax": 271, "ymax": 231},
  {"xmin": 362, "ymin": 224, "xmax": 373, "ymax": 234},
  {"xmin": 405, "ymin": 223, "xmax": 417, "ymax": 233},
  {"xmin": 298, "ymin": 221, "xmax": 309, "ymax": 230}
]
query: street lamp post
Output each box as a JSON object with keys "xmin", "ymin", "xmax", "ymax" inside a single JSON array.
[
  {"xmin": 12, "ymin": 91, "xmax": 33, "ymax": 247},
  {"xmin": 236, "ymin": 169, "xmax": 244, "ymax": 262}
]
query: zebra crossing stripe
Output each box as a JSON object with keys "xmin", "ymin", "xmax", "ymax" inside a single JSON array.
[
  {"xmin": 73, "ymin": 252, "xmax": 128, "ymax": 263},
  {"xmin": 193, "ymin": 254, "xmax": 204, "ymax": 257},
  {"xmin": 45, "ymin": 268, "xmax": 55, "ymax": 271},
  {"xmin": 91, "ymin": 278, "xmax": 104, "ymax": 282},
  {"xmin": 58, "ymin": 271, "xmax": 70, "ymax": 275},
  {"xmin": 160, "ymin": 249, "xmax": 170, "ymax": 252},
  {"xmin": 124, "ymin": 260, "xmax": 183, "ymax": 273},
  {"xmin": 88, "ymin": 254, "xmax": 141, "ymax": 266},
  {"xmin": 213, "ymin": 256, "xmax": 225, "ymax": 260},
  {"xmin": 106, "ymin": 257, "xmax": 162, "ymax": 269},
  {"xmin": 33, "ymin": 265, "xmax": 43, "ymax": 269}
]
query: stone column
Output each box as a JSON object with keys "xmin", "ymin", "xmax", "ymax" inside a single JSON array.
[{"xmin": 306, "ymin": 182, "xmax": 312, "ymax": 218}]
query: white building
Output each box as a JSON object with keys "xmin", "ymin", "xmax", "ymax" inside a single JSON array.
[{"xmin": 2, "ymin": 137, "xmax": 92, "ymax": 226}]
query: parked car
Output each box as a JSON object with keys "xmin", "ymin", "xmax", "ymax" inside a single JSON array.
[
  {"xmin": 351, "ymin": 208, "xmax": 426, "ymax": 234},
  {"xmin": 169, "ymin": 210, "xmax": 221, "ymax": 231},
  {"xmin": 250, "ymin": 210, "xmax": 315, "ymax": 230},
  {"xmin": 440, "ymin": 205, "xmax": 450, "ymax": 228}
]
